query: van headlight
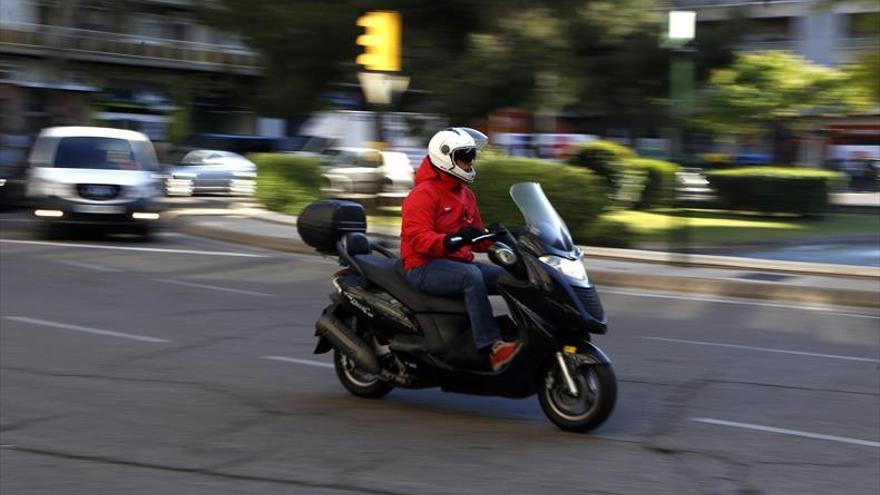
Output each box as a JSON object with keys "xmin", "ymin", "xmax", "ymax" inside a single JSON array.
[{"xmin": 539, "ymin": 255, "xmax": 589, "ymax": 282}]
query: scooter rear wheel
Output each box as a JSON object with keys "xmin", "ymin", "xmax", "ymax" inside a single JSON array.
[
  {"xmin": 334, "ymin": 350, "xmax": 394, "ymax": 399},
  {"xmin": 538, "ymin": 362, "xmax": 617, "ymax": 433}
]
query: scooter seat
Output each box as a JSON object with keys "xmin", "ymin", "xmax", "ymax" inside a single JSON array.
[{"xmin": 353, "ymin": 255, "xmax": 467, "ymax": 314}]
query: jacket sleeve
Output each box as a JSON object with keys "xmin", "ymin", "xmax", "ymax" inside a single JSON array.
[
  {"xmin": 402, "ymin": 188, "xmax": 447, "ymax": 257},
  {"xmin": 471, "ymin": 196, "xmax": 493, "ymax": 253}
]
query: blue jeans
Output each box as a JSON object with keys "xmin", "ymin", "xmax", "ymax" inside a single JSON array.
[{"xmin": 405, "ymin": 259, "xmax": 505, "ymax": 350}]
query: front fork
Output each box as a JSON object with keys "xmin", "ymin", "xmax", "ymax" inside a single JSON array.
[
  {"xmin": 556, "ymin": 352, "xmax": 579, "ymax": 396},
  {"xmin": 555, "ymin": 341, "xmax": 612, "ymax": 397}
]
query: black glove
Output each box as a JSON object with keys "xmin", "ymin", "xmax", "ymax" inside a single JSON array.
[
  {"xmin": 487, "ymin": 222, "xmax": 507, "ymax": 234},
  {"xmin": 443, "ymin": 225, "xmax": 485, "ymax": 252}
]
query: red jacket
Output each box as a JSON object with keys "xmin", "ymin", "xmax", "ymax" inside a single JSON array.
[{"xmin": 401, "ymin": 156, "xmax": 491, "ymax": 270}]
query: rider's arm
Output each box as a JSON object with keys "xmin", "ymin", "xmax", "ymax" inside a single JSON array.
[
  {"xmin": 470, "ymin": 196, "xmax": 493, "ymax": 253},
  {"xmin": 401, "ymin": 189, "xmax": 447, "ymax": 257}
]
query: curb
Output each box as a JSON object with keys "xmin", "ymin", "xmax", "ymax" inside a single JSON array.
[
  {"xmin": 587, "ymin": 270, "xmax": 878, "ymax": 309},
  {"xmin": 173, "ymin": 215, "xmax": 880, "ymax": 310},
  {"xmin": 225, "ymin": 204, "xmax": 880, "ymax": 279}
]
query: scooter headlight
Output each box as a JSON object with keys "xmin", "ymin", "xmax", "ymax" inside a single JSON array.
[{"xmin": 539, "ymin": 255, "xmax": 589, "ymax": 282}]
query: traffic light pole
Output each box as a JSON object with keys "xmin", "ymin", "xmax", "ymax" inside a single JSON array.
[{"xmin": 356, "ymin": 10, "xmax": 405, "ymax": 149}]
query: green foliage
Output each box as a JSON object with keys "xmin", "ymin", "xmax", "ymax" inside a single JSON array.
[
  {"xmin": 563, "ymin": 141, "xmax": 681, "ymax": 209},
  {"xmin": 470, "ymin": 157, "xmax": 610, "ymax": 240},
  {"xmin": 705, "ymin": 166, "xmax": 847, "ymax": 215},
  {"xmin": 627, "ymin": 158, "xmax": 681, "ymax": 209},
  {"xmin": 200, "ymin": 1, "xmax": 359, "ymax": 118},
  {"xmin": 575, "ymin": 218, "xmax": 636, "ymax": 248},
  {"xmin": 430, "ymin": 7, "xmax": 575, "ymax": 120},
  {"xmin": 565, "ymin": 139, "xmax": 636, "ymax": 189},
  {"xmin": 201, "ymin": 0, "xmax": 727, "ymax": 127},
  {"xmin": 251, "ymin": 153, "xmax": 324, "ymax": 215},
  {"xmin": 698, "ymin": 51, "xmax": 874, "ymax": 134}
]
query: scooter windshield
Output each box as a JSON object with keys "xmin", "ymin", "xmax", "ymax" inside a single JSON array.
[{"xmin": 510, "ymin": 182, "xmax": 577, "ymax": 257}]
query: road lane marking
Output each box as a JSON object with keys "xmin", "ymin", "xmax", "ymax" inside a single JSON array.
[
  {"xmin": 3, "ymin": 316, "xmax": 171, "ymax": 343},
  {"xmin": 58, "ymin": 259, "xmax": 121, "ymax": 272},
  {"xmin": 0, "ymin": 239, "xmax": 269, "ymax": 258},
  {"xmin": 691, "ymin": 417, "xmax": 880, "ymax": 448},
  {"xmin": 261, "ymin": 356, "xmax": 334, "ymax": 368},
  {"xmin": 602, "ymin": 288, "xmax": 880, "ymax": 320},
  {"xmin": 156, "ymin": 279, "xmax": 275, "ymax": 297},
  {"xmin": 643, "ymin": 336, "xmax": 879, "ymax": 363}
]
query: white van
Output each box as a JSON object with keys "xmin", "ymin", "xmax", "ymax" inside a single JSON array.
[{"xmin": 26, "ymin": 127, "xmax": 163, "ymax": 235}]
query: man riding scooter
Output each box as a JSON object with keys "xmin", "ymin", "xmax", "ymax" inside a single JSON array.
[{"xmin": 400, "ymin": 128, "xmax": 520, "ymax": 371}]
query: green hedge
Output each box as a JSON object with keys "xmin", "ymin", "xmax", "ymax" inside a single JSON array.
[
  {"xmin": 471, "ymin": 157, "xmax": 610, "ymax": 242},
  {"xmin": 705, "ymin": 167, "xmax": 847, "ymax": 215},
  {"xmin": 250, "ymin": 153, "xmax": 324, "ymax": 215},
  {"xmin": 564, "ymin": 140, "xmax": 680, "ymax": 209},
  {"xmin": 564, "ymin": 139, "xmax": 637, "ymax": 191},
  {"xmin": 627, "ymin": 158, "xmax": 681, "ymax": 209}
]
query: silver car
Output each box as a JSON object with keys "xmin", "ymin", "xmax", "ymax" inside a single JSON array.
[
  {"xmin": 26, "ymin": 126, "xmax": 163, "ymax": 235},
  {"xmin": 165, "ymin": 150, "xmax": 257, "ymax": 196},
  {"xmin": 320, "ymin": 147, "xmax": 414, "ymax": 199}
]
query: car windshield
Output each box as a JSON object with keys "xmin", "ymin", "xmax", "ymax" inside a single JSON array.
[
  {"xmin": 53, "ymin": 137, "xmax": 158, "ymax": 171},
  {"xmin": 510, "ymin": 182, "xmax": 576, "ymax": 255},
  {"xmin": 181, "ymin": 150, "xmax": 238, "ymax": 164}
]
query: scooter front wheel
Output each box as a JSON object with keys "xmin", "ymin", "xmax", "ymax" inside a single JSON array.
[
  {"xmin": 538, "ymin": 361, "xmax": 617, "ymax": 433},
  {"xmin": 333, "ymin": 349, "xmax": 394, "ymax": 399}
]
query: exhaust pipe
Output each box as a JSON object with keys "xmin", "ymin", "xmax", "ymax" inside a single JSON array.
[{"xmin": 315, "ymin": 314, "xmax": 380, "ymax": 374}]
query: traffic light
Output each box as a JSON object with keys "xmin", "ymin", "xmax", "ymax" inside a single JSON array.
[{"xmin": 356, "ymin": 11, "xmax": 400, "ymax": 72}]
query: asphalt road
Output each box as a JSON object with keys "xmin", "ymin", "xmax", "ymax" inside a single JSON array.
[{"xmin": 1, "ymin": 222, "xmax": 878, "ymax": 495}]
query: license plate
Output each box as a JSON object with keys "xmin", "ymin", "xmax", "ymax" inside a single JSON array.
[{"xmin": 73, "ymin": 204, "xmax": 125, "ymax": 214}]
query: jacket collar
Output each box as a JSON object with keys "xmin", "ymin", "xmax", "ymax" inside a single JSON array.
[{"xmin": 415, "ymin": 155, "xmax": 464, "ymax": 192}]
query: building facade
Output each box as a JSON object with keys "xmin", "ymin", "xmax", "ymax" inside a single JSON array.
[
  {"xmin": 0, "ymin": 0, "xmax": 269, "ymax": 153},
  {"xmin": 674, "ymin": 0, "xmax": 879, "ymax": 66}
]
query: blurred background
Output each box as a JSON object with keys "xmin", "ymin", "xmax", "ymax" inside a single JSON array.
[
  {"xmin": 1, "ymin": 3, "xmax": 879, "ymax": 494},
  {"xmin": 0, "ymin": 0, "xmax": 878, "ymax": 263}
]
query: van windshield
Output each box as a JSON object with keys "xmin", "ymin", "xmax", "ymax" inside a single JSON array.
[{"xmin": 53, "ymin": 137, "xmax": 158, "ymax": 171}]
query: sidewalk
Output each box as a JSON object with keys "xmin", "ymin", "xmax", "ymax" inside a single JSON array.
[{"xmin": 166, "ymin": 205, "xmax": 880, "ymax": 310}]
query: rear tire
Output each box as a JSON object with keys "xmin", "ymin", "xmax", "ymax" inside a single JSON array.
[
  {"xmin": 333, "ymin": 349, "xmax": 394, "ymax": 399},
  {"xmin": 538, "ymin": 362, "xmax": 617, "ymax": 433}
]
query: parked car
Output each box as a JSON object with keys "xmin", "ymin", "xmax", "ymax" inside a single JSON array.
[
  {"xmin": 826, "ymin": 158, "xmax": 880, "ymax": 191},
  {"xmin": 319, "ymin": 147, "xmax": 414, "ymax": 198},
  {"xmin": 25, "ymin": 126, "xmax": 163, "ymax": 236},
  {"xmin": 164, "ymin": 150, "xmax": 257, "ymax": 196}
]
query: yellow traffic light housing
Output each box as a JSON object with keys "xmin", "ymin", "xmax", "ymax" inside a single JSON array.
[{"xmin": 356, "ymin": 11, "xmax": 401, "ymax": 72}]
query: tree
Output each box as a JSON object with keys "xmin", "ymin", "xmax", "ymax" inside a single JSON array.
[
  {"xmin": 199, "ymin": 1, "xmax": 361, "ymax": 119},
  {"xmin": 697, "ymin": 51, "xmax": 874, "ymax": 162},
  {"xmin": 197, "ymin": 0, "xmax": 743, "ymax": 132}
]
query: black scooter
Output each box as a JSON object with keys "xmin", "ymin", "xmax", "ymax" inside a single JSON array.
[{"xmin": 297, "ymin": 182, "xmax": 616, "ymax": 432}]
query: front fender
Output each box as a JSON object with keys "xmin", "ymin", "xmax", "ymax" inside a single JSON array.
[{"xmin": 576, "ymin": 341, "xmax": 612, "ymax": 365}]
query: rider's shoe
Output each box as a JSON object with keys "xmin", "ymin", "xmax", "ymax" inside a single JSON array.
[{"xmin": 489, "ymin": 340, "xmax": 521, "ymax": 371}]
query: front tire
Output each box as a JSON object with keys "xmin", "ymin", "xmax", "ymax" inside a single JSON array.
[
  {"xmin": 333, "ymin": 349, "xmax": 394, "ymax": 399},
  {"xmin": 538, "ymin": 362, "xmax": 617, "ymax": 433}
]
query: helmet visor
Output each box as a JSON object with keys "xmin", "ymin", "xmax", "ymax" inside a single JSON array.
[{"xmin": 452, "ymin": 147, "xmax": 477, "ymax": 164}]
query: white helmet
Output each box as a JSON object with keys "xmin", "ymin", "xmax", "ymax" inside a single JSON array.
[{"xmin": 427, "ymin": 127, "xmax": 488, "ymax": 183}]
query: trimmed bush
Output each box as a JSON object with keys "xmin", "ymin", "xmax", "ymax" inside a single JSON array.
[
  {"xmin": 627, "ymin": 158, "xmax": 681, "ymax": 209},
  {"xmin": 705, "ymin": 166, "xmax": 846, "ymax": 215},
  {"xmin": 564, "ymin": 139, "xmax": 637, "ymax": 191},
  {"xmin": 250, "ymin": 153, "xmax": 324, "ymax": 215},
  {"xmin": 575, "ymin": 218, "xmax": 636, "ymax": 248},
  {"xmin": 471, "ymin": 157, "xmax": 610, "ymax": 242}
]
